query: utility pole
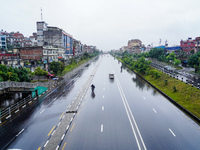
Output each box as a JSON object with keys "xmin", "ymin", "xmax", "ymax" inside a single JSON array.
[
  {"xmin": 41, "ymin": 8, "xmax": 43, "ymax": 21},
  {"xmin": 159, "ymin": 38, "xmax": 162, "ymax": 46}
]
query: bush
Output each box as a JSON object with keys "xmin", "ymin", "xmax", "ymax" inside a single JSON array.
[
  {"xmin": 34, "ymin": 67, "xmax": 48, "ymax": 76},
  {"xmin": 164, "ymin": 80, "xmax": 168, "ymax": 85},
  {"xmin": 150, "ymin": 69, "xmax": 161, "ymax": 79},
  {"xmin": 173, "ymin": 85, "xmax": 177, "ymax": 92}
]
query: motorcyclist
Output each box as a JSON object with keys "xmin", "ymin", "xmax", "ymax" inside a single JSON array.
[{"xmin": 91, "ymin": 84, "xmax": 95, "ymax": 92}]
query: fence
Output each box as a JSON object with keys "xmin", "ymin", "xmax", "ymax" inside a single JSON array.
[{"xmin": 0, "ymin": 94, "xmax": 39, "ymax": 124}]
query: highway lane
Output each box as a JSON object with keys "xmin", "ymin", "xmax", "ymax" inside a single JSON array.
[
  {"xmin": 111, "ymin": 56, "xmax": 200, "ymax": 149},
  {"xmin": 61, "ymin": 54, "xmax": 200, "ymax": 150},
  {"xmin": 2, "ymin": 58, "xmax": 99, "ymax": 150},
  {"xmin": 62, "ymin": 55, "xmax": 139, "ymax": 149}
]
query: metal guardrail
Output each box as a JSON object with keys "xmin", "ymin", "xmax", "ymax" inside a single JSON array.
[{"xmin": 0, "ymin": 95, "xmax": 38, "ymax": 124}]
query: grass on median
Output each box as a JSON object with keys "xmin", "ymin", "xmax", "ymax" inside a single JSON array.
[{"xmin": 143, "ymin": 71, "xmax": 200, "ymax": 119}]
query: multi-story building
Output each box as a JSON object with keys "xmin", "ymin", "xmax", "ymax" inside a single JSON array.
[
  {"xmin": 180, "ymin": 38, "xmax": 195, "ymax": 54},
  {"xmin": 145, "ymin": 45, "xmax": 153, "ymax": 52},
  {"xmin": 194, "ymin": 37, "xmax": 200, "ymax": 53},
  {"xmin": 83, "ymin": 44, "xmax": 97, "ymax": 54},
  {"xmin": 19, "ymin": 46, "xmax": 59, "ymax": 68},
  {"xmin": 128, "ymin": 39, "xmax": 142, "ymax": 54},
  {"xmin": 120, "ymin": 46, "xmax": 129, "ymax": 53},
  {"xmin": 73, "ymin": 39, "xmax": 83, "ymax": 57},
  {"xmin": 36, "ymin": 21, "xmax": 48, "ymax": 46},
  {"xmin": 19, "ymin": 46, "xmax": 43, "ymax": 65},
  {"xmin": 29, "ymin": 33, "xmax": 37, "ymax": 46},
  {"xmin": 0, "ymin": 35, "xmax": 7, "ymax": 50},
  {"xmin": 41, "ymin": 26, "xmax": 73, "ymax": 58},
  {"xmin": 43, "ymin": 46, "xmax": 59, "ymax": 63},
  {"xmin": 24, "ymin": 37, "xmax": 32, "ymax": 47}
]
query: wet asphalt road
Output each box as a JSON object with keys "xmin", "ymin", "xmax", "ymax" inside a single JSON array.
[
  {"xmin": 61, "ymin": 55, "xmax": 200, "ymax": 150},
  {"xmin": 1, "ymin": 55, "xmax": 200, "ymax": 150}
]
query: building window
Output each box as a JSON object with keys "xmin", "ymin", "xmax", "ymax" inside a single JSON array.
[{"xmin": 1, "ymin": 37, "xmax": 5, "ymax": 41}]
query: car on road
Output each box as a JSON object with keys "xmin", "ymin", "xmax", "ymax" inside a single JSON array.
[
  {"xmin": 46, "ymin": 72, "xmax": 55, "ymax": 78},
  {"xmin": 109, "ymin": 73, "xmax": 114, "ymax": 79}
]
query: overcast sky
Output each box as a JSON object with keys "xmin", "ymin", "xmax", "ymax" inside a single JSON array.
[{"xmin": 1, "ymin": 0, "xmax": 200, "ymax": 51}]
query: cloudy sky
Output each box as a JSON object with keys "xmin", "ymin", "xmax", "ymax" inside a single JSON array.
[{"xmin": 1, "ymin": 0, "xmax": 200, "ymax": 51}]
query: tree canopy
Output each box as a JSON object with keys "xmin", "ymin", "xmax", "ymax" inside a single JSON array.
[
  {"xmin": 0, "ymin": 65, "xmax": 30, "ymax": 82},
  {"xmin": 50, "ymin": 61, "xmax": 65, "ymax": 75}
]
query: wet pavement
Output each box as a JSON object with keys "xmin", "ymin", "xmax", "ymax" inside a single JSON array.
[{"xmin": 1, "ymin": 55, "xmax": 200, "ymax": 150}]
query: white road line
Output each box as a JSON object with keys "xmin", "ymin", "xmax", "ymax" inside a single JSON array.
[
  {"xmin": 61, "ymin": 134, "xmax": 65, "ymax": 140},
  {"xmin": 16, "ymin": 128, "xmax": 24, "ymax": 137},
  {"xmin": 102, "ymin": 106, "xmax": 104, "ymax": 111},
  {"xmin": 153, "ymin": 108, "xmax": 157, "ymax": 113},
  {"xmin": 55, "ymin": 145, "xmax": 59, "ymax": 150},
  {"xmin": 143, "ymin": 96, "xmax": 146, "ymax": 100},
  {"xmin": 169, "ymin": 129, "xmax": 176, "ymax": 137},
  {"xmin": 40, "ymin": 109, "xmax": 45, "ymax": 114},
  {"xmin": 44, "ymin": 140, "xmax": 49, "ymax": 147},
  {"xmin": 101, "ymin": 124, "xmax": 103, "ymax": 132},
  {"xmin": 116, "ymin": 77, "xmax": 147, "ymax": 150},
  {"xmin": 103, "ymin": 95, "xmax": 105, "ymax": 98},
  {"xmin": 52, "ymin": 130, "xmax": 56, "ymax": 135}
]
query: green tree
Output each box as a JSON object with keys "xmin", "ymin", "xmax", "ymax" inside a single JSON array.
[
  {"xmin": 149, "ymin": 48, "xmax": 165, "ymax": 59},
  {"xmin": 9, "ymin": 72, "xmax": 20, "ymax": 81},
  {"xmin": 132, "ymin": 57, "xmax": 151, "ymax": 74},
  {"xmin": 0, "ymin": 64, "xmax": 8, "ymax": 73},
  {"xmin": 8, "ymin": 66, "xmax": 14, "ymax": 73},
  {"xmin": 18, "ymin": 68, "xmax": 31, "ymax": 82},
  {"xmin": 50, "ymin": 61, "xmax": 65, "ymax": 75},
  {"xmin": 166, "ymin": 51, "xmax": 176, "ymax": 63},
  {"xmin": 150, "ymin": 69, "xmax": 161, "ymax": 79},
  {"xmin": 34, "ymin": 67, "xmax": 48, "ymax": 76},
  {"xmin": 187, "ymin": 52, "xmax": 200, "ymax": 68},
  {"xmin": 174, "ymin": 58, "xmax": 181, "ymax": 66},
  {"xmin": 0, "ymin": 71, "xmax": 9, "ymax": 81}
]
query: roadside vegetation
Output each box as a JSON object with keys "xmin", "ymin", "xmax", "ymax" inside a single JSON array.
[
  {"xmin": 0, "ymin": 51, "xmax": 100, "ymax": 82},
  {"xmin": 0, "ymin": 64, "xmax": 32, "ymax": 82},
  {"xmin": 114, "ymin": 51, "xmax": 200, "ymax": 119}
]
